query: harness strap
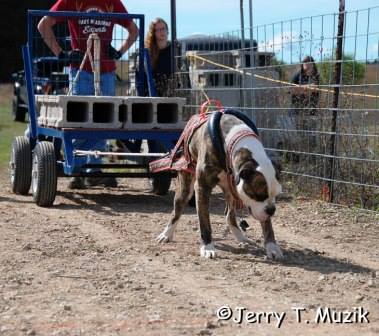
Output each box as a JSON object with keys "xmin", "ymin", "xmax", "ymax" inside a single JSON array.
[
  {"xmin": 207, "ymin": 111, "xmax": 226, "ymax": 170},
  {"xmin": 68, "ymin": 33, "xmax": 101, "ymax": 96},
  {"xmin": 168, "ymin": 114, "xmax": 208, "ymax": 168},
  {"xmin": 224, "ymin": 109, "xmax": 259, "ymax": 136},
  {"xmin": 207, "ymin": 108, "xmax": 260, "ymax": 173}
]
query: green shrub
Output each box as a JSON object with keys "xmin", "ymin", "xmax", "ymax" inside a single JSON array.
[{"xmin": 317, "ymin": 54, "xmax": 365, "ymax": 85}]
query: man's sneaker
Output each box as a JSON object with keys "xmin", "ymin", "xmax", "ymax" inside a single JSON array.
[
  {"xmin": 68, "ymin": 177, "xmax": 85, "ymax": 189},
  {"xmin": 85, "ymin": 177, "xmax": 118, "ymax": 188}
]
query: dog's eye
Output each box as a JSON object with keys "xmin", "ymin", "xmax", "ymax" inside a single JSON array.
[
  {"xmin": 244, "ymin": 188, "xmax": 267, "ymax": 202},
  {"xmin": 255, "ymin": 193, "xmax": 267, "ymax": 202},
  {"xmin": 239, "ymin": 168, "xmax": 255, "ymax": 181}
]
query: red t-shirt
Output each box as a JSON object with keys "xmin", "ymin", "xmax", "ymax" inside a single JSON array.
[{"xmin": 51, "ymin": 0, "xmax": 132, "ymax": 72}]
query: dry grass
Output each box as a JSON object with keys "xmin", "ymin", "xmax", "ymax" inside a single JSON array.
[{"xmin": 0, "ymin": 84, "xmax": 12, "ymax": 105}]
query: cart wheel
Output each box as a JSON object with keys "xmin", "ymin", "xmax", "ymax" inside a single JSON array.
[
  {"xmin": 9, "ymin": 136, "xmax": 32, "ymax": 195},
  {"xmin": 12, "ymin": 96, "xmax": 26, "ymax": 122},
  {"xmin": 32, "ymin": 141, "xmax": 57, "ymax": 207},
  {"xmin": 149, "ymin": 173, "xmax": 171, "ymax": 196}
]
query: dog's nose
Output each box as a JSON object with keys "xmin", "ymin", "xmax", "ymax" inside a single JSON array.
[{"xmin": 265, "ymin": 204, "xmax": 276, "ymax": 216}]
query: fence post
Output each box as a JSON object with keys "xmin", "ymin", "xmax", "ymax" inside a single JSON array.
[
  {"xmin": 248, "ymin": 0, "xmax": 255, "ymax": 120},
  {"xmin": 328, "ymin": 0, "xmax": 345, "ymax": 202},
  {"xmin": 170, "ymin": 0, "xmax": 177, "ymax": 75},
  {"xmin": 240, "ymin": 0, "xmax": 247, "ymax": 113}
]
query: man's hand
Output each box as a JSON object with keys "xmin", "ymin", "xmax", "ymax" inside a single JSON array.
[
  {"xmin": 58, "ymin": 49, "xmax": 85, "ymax": 66},
  {"xmin": 108, "ymin": 45, "xmax": 122, "ymax": 60}
]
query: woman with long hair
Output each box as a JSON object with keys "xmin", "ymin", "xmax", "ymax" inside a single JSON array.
[
  {"xmin": 145, "ymin": 17, "xmax": 176, "ymax": 96},
  {"xmin": 118, "ymin": 18, "xmax": 173, "ymax": 153}
]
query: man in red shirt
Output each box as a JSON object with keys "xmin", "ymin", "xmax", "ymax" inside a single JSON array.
[
  {"xmin": 37, "ymin": 0, "xmax": 139, "ymax": 189},
  {"xmin": 38, "ymin": 0, "xmax": 138, "ymax": 92}
]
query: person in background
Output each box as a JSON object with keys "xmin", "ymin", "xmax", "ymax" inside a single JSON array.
[
  {"xmin": 37, "ymin": 0, "xmax": 138, "ymax": 189},
  {"xmin": 118, "ymin": 17, "xmax": 177, "ymax": 153},
  {"xmin": 282, "ymin": 55, "xmax": 321, "ymax": 161},
  {"xmin": 290, "ymin": 55, "xmax": 320, "ymax": 114},
  {"xmin": 145, "ymin": 17, "xmax": 177, "ymax": 97}
]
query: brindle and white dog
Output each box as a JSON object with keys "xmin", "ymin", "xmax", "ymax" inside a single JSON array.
[{"xmin": 156, "ymin": 113, "xmax": 283, "ymax": 259}]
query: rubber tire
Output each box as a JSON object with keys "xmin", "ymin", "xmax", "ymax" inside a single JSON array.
[
  {"xmin": 10, "ymin": 136, "xmax": 32, "ymax": 195},
  {"xmin": 32, "ymin": 141, "xmax": 57, "ymax": 207},
  {"xmin": 12, "ymin": 95, "xmax": 27, "ymax": 122},
  {"xmin": 149, "ymin": 173, "xmax": 171, "ymax": 196}
]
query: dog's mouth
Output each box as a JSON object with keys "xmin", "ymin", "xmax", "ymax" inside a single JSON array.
[{"xmin": 248, "ymin": 206, "xmax": 269, "ymax": 222}]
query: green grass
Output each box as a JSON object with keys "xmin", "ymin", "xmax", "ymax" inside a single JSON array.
[{"xmin": 0, "ymin": 103, "xmax": 27, "ymax": 168}]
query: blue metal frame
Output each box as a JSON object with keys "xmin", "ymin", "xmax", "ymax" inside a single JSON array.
[
  {"xmin": 38, "ymin": 127, "xmax": 180, "ymax": 175},
  {"xmin": 24, "ymin": 10, "xmax": 182, "ymax": 176},
  {"xmin": 22, "ymin": 45, "xmax": 37, "ymax": 140}
]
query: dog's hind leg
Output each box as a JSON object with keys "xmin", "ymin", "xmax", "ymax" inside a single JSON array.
[{"xmin": 156, "ymin": 171, "xmax": 194, "ymax": 243}]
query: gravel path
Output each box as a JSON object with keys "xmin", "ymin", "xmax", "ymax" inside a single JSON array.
[{"xmin": 0, "ymin": 173, "xmax": 378, "ymax": 335}]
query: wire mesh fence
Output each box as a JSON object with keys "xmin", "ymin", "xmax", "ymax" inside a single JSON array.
[
  {"xmin": 175, "ymin": 5, "xmax": 379, "ymax": 211},
  {"xmin": 19, "ymin": 7, "xmax": 379, "ymax": 210}
]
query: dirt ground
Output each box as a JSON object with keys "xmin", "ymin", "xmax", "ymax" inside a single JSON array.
[{"xmin": 0, "ymin": 171, "xmax": 378, "ymax": 336}]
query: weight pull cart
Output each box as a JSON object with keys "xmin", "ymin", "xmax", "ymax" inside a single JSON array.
[{"xmin": 9, "ymin": 10, "xmax": 185, "ymax": 207}]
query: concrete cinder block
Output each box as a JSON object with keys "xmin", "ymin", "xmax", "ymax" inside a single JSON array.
[
  {"xmin": 35, "ymin": 95, "xmax": 122, "ymax": 129},
  {"xmin": 36, "ymin": 98, "xmax": 47, "ymax": 126},
  {"xmin": 35, "ymin": 95, "xmax": 186, "ymax": 130},
  {"xmin": 118, "ymin": 96, "xmax": 187, "ymax": 130}
]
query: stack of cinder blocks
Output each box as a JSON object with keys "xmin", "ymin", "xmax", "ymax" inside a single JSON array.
[{"xmin": 35, "ymin": 95, "xmax": 187, "ymax": 129}]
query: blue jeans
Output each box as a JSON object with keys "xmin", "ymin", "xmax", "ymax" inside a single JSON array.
[
  {"xmin": 70, "ymin": 69, "xmax": 116, "ymax": 171},
  {"xmin": 70, "ymin": 69, "xmax": 115, "ymax": 96}
]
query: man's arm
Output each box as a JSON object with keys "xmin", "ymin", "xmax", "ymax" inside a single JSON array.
[
  {"xmin": 37, "ymin": 16, "xmax": 62, "ymax": 56},
  {"xmin": 118, "ymin": 21, "xmax": 139, "ymax": 55}
]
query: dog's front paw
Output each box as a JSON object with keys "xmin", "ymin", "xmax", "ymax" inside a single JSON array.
[
  {"xmin": 200, "ymin": 243, "xmax": 216, "ymax": 259},
  {"xmin": 266, "ymin": 242, "xmax": 283, "ymax": 260},
  {"xmin": 156, "ymin": 227, "xmax": 175, "ymax": 243}
]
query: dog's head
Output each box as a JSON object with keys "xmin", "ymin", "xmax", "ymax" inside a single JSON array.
[{"xmin": 233, "ymin": 148, "xmax": 282, "ymax": 222}]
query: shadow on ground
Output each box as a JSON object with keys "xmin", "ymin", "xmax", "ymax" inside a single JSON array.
[{"xmin": 215, "ymin": 241, "xmax": 374, "ymax": 275}]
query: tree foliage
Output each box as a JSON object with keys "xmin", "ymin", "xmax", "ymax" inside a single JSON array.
[
  {"xmin": 270, "ymin": 57, "xmax": 287, "ymax": 81},
  {"xmin": 317, "ymin": 54, "xmax": 365, "ymax": 85}
]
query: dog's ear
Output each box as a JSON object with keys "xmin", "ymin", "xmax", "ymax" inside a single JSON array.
[{"xmin": 271, "ymin": 160, "xmax": 282, "ymax": 181}]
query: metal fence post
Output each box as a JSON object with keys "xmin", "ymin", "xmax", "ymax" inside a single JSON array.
[
  {"xmin": 240, "ymin": 0, "xmax": 247, "ymax": 114},
  {"xmin": 328, "ymin": 0, "xmax": 345, "ymax": 202},
  {"xmin": 249, "ymin": 0, "xmax": 255, "ymax": 120},
  {"xmin": 170, "ymin": 0, "xmax": 177, "ymax": 75}
]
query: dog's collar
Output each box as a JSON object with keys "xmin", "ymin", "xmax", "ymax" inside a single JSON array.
[{"xmin": 226, "ymin": 128, "xmax": 259, "ymax": 174}]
